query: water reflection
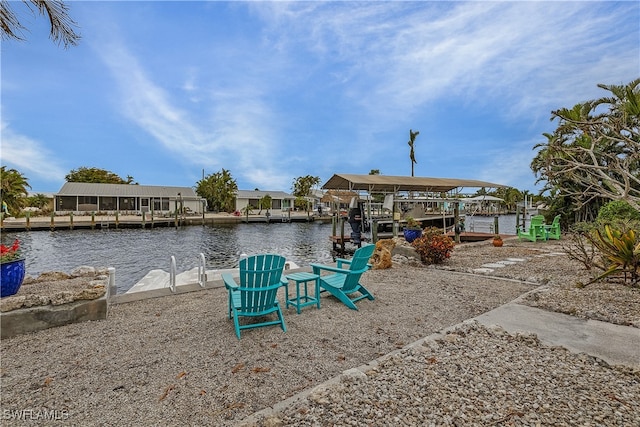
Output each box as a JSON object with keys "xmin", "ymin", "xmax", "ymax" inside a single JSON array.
[{"xmin": 4, "ymin": 222, "xmax": 335, "ymax": 293}]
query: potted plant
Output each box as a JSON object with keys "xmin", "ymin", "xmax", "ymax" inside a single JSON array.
[
  {"xmin": 1, "ymin": 239, "xmax": 26, "ymax": 297},
  {"xmin": 403, "ymin": 216, "xmax": 423, "ymax": 243},
  {"xmin": 492, "ymin": 234, "xmax": 504, "ymax": 247}
]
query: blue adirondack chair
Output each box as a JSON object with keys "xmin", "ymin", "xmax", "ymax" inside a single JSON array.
[
  {"xmin": 517, "ymin": 215, "xmax": 546, "ymax": 242},
  {"xmin": 545, "ymin": 215, "xmax": 561, "ymax": 240},
  {"xmin": 310, "ymin": 244, "xmax": 375, "ymax": 310},
  {"xmin": 222, "ymin": 254, "xmax": 287, "ymax": 339}
]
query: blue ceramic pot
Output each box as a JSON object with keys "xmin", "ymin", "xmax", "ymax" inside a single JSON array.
[
  {"xmin": 403, "ymin": 229, "xmax": 422, "ymax": 243},
  {"xmin": 1, "ymin": 259, "xmax": 26, "ymax": 297}
]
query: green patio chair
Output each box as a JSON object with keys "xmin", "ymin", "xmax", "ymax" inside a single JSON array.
[
  {"xmin": 517, "ymin": 215, "xmax": 546, "ymax": 242},
  {"xmin": 310, "ymin": 244, "xmax": 375, "ymax": 310},
  {"xmin": 222, "ymin": 254, "xmax": 287, "ymax": 339},
  {"xmin": 545, "ymin": 215, "xmax": 561, "ymax": 240}
]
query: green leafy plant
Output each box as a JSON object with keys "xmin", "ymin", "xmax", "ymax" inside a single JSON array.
[
  {"xmin": 411, "ymin": 227, "xmax": 454, "ymax": 264},
  {"xmin": 405, "ymin": 216, "xmax": 422, "ymax": 230},
  {"xmin": 586, "ymin": 225, "xmax": 640, "ymax": 287},
  {"xmin": 0, "ymin": 240, "xmax": 22, "ymax": 264}
]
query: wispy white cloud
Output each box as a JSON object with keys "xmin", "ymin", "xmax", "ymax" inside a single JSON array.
[
  {"xmin": 254, "ymin": 1, "xmax": 637, "ymax": 121},
  {"xmin": 95, "ymin": 39, "xmax": 292, "ymax": 188},
  {"xmin": 6, "ymin": 1, "xmax": 635, "ymax": 193},
  {"xmin": 0, "ymin": 120, "xmax": 67, "ymax": 183}
]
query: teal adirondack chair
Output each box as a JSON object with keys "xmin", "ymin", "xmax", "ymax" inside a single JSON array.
[
  {"xmin": 222, "ymin": 254, "xmax": 287, "ymax": 339},
  {"xmin": 310, "ymin": 244, "xmax": 375, "ymax": 310},
  {"xmin": 517, "ymin": 215, "xmax": 546, "ymax": 242},
  {"xmin": 545, "ymin": 215, "xmax": 561, "ymax": 240}
]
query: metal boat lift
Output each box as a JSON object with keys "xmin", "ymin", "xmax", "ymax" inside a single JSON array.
[{"xmin": 321, "ymin": 174, "xmax": 508, "ymax": 252}]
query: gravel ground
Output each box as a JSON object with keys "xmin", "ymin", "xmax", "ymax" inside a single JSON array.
[{"xmin": 1, "ymin": 238, "xmax": 638, "ymax": 426}]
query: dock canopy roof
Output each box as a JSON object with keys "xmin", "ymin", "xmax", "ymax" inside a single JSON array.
[{"xmin": 322, "ymin": 174, "xmax": 508, "ymax": 194}]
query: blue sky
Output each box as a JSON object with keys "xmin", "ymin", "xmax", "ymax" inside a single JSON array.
[{"xmin": 2, "ymin": 1, "xmax": 639, "ymax": 195}]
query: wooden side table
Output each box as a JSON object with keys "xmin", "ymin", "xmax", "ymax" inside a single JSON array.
[{"xmin": 282, "ymin": 272, "xmax": 321, "ymax": 314}]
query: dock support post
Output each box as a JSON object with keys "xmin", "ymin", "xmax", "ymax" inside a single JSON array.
[
  {"xmin": 340, "ymin": 217, "xmax": 346, "ymax": 255},
  {"xmin": 142, "ymin": 211, "xmax": 146, "ymax": 228},
  {"xmin": 174, "ymin": 200, "xmax": 179, "ymax": 228},
  {"xmin": 25, "ymin": 211, "xmax": 30, "ymax": 230},
  {"xmin": 50, "ymin": 212, "xmax": 54, "ymax": 230},
  {"xmin": 372, "ymin": 219, "xmax": 378, "ymax": 244},
  {"xmin": 69, "ymin": 212, "xmax": 73, "ymax": 230},
  {"xmin": 91, "ymin": 212, "xmax": 95, "ymax": 229},
  {"xmin": 454, "ymin": 202, "xmax": 460, "ymax": 244},
  {"xmin": 115, "ymin": 211, "xmax": 119, "ymax": 229}
]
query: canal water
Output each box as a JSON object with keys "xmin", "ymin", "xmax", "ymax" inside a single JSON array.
[
  {"xmin": 5, "ymin": 222, "xmax": 336, "ymax": 293},
  {"xmin": 3, "ymin": 215, "xmax": 519, "ymax": 293}
]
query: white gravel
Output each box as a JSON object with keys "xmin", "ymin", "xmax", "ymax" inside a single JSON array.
[{"xmin": 1, "ymin": 239, "xmax": 638, "ymax": 426}]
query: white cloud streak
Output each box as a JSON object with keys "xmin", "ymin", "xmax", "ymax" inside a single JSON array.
[
  {"xmin": 95, "ymin": 40, "xmax": 292, "ymax": 189},
  {"xmin": 83, "ymin": 1, "xmax": 637, "ymax": 191},
  {"xmin": 0, "ymin": 120, "xmax": 67, "ymax": 183}
]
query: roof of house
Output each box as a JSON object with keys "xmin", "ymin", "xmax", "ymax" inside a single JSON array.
[
  {"xmin": 236, "ymin": 190, "xmax": 295, "ymax": 199},
  {"xmin": 56, "ymin": 182, "xmax": 199, "ymax": 198},
  {"xmin": 322, "ymin": 174, "xmax": 508, "ymax": 193}
]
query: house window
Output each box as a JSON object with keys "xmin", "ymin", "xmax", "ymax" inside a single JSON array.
[
  {"xmin": 57, "ymin": 196, "xmax": 77, "ymax": 211},
  {"xmin": 119, "ymin": 197, "xmax": 136, "ymax": 211},
  {"xmin": 153, "ymin": 198, "xmax": 170, "ymax": 212},
  {"xmin": 248, "ymin": 199, "xmax": 259, "ymax": 209},
  {"xmin": 272, "ymin": 199, "xmax": 282, "ymax": 209},
  {"xmin": 77, "ymin": 196, "xmax": 98, "ymax": 212},
  {"xmin": 99, "ymin": 197, "xmax": 117, "ymax": 211}
]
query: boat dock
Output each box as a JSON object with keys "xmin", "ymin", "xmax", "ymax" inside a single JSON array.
[{"xmin": 0, "ymin": 212, "xmax": 332, "ymax": 232}]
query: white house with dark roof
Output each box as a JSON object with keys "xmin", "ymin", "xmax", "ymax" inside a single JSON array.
[{"xmin": 54, "ymin": 182, "xmax": 205, "ymax": 214}]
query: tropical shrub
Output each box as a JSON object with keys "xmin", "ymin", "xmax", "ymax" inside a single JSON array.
[
  {"xmin": 585, "ymin": 225, "xmax": 640, "ymax": 287},
  {"xmin": 411, "ymin": 227, "xmax": 454, "ymax": 264},
  {"xmin": 597, "ymin": 200, "xmax": 640, "ymax": 223}
]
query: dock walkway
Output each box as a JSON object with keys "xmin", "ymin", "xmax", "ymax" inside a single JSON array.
[{"xmin": 0, "ymin": 212, "xmax": 332, "ymax": 232}]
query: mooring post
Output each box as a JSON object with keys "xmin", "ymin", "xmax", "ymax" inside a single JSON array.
[
  {"xmin": 371, "ymin": 219, "xmax": 378, "ymax": 244},
  {"xmin": 70, "ymin": 212, "xmax": 74, "ymax": 230},
  {"xmin": 174, "ymin": 199, "xmax": 179, "ymax": 228},
  {"xmin": 25, "ymin": 211, "xmax": 30, "ymax": 230},
  {"xmin": 339, "ymin": 217, "xmax": 345, "ymax": 254},
  {"xmin": 454, "ymin": 202, "xmax": 460, "ymax": 244},
  {"xmin": 91, "ymin": 212, "xmax": 95, "ymax": 229}
]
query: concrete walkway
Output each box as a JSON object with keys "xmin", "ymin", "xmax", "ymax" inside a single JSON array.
[{"xmin": 474, "ymin": 302, "xmax": 639, "ymax": 369}]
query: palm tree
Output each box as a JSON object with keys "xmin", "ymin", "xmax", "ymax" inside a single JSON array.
[
  {"xmin": 1, "ymin": 166, "xmax": 31, "ymax": 216},
  {"xmin": 408, "ymin": 129, "xmax": 419, "ymax": 177},
  {"xmin": 1, "ymin": 0, "xmax": 81, "ymax": 48}
]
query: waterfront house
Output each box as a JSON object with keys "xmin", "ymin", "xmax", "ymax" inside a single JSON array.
[
  {"xmin": 234, "ymin": 190, "xmax": 296, "ymax": 214},
  {"xmin": 54, "ymin": 182, "xmax": 204, "ymax": 215}
]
